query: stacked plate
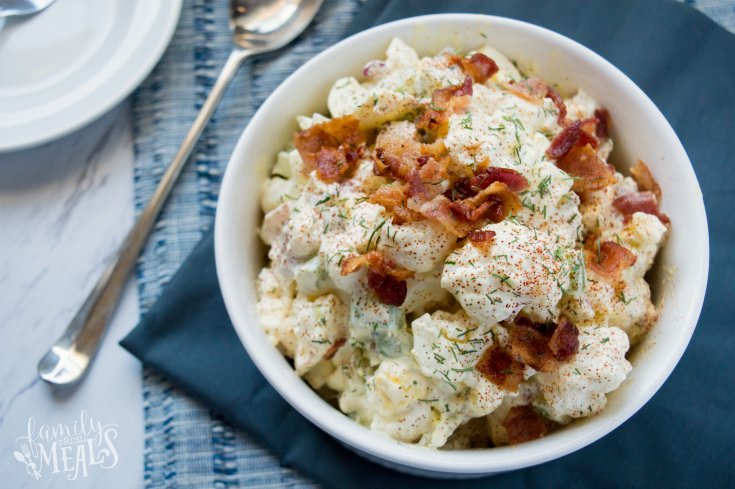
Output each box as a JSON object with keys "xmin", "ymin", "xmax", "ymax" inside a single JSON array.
[{"xmin": 0, "ymin": 0, "xmax": 182, "ymax": 151}]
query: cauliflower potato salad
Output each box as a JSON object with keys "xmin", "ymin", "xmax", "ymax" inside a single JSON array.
[{"xmin": 256, "ymin": 38, "xmax": 670, "ymax": 449}]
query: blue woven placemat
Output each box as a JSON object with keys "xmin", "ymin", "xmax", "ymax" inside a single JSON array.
[{"xmin": 131, "ymin": 0, "xmax": 734, "ymax": 487}]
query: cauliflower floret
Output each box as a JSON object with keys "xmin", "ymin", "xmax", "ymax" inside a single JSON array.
[
  {"xmin": 327, "ymin": 39, "xmax": 465, "ymax": 130},
  {"xmin": 260, "ymin": 202, "xmax": 291, "ymax": 245},
  {"xmin": 349, "ymin": 291, "xmax": 412, "ymax": 364},
  {"xmin": 296, "ymin": 112, "xmax": 330, "ymax": 130},
  {"xmin": 442, "ymin": 220, "xmax": 583, "ymax": 324},
  {"xmin": 292, "ymin": 293, "xmax": 348, "ymax": 375},
  {"xmin": 602, "ymin": 212, "xmax": 668, "ymax": 280},
  {"xmin": 402, "ymin": 265, "xmax": 452, "ymax": 315},
  {"xmin": 256, "ymin": 268, "xmax": 297, "ymax": 356},
  {"xmin": 365, "ymin": 355, "xmax": 468, "ymax": 448},
  {"xmin": 535, "ymin": 325, "xmax": 632, "ymax": 418},
  {"xmin": 365, "ymin": 356, "xmax": 436, "ymax": 443},
  {"xmin": 378, "ymin": 218, "xmax": 457, "ymax": 272},
  {"xmin": 477, "ymin": 44, "xmax": 521, "ymax": 83},
  {"xmin": 411, "ymin": 310, "xmax": 507, "ymax": 417},
  {"xmin": 318, "ymin": 200, "xmax": 387, "ymax": 294}
]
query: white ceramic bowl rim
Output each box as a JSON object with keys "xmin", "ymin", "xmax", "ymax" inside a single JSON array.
[{"xmin": 215, "ymin": 14, "xmax": 709, "ymax": 475}]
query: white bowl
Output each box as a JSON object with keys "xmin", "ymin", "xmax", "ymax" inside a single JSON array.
[{"xmin": 214, "ymin": 14, "xmax": 709, "ymax": 478}]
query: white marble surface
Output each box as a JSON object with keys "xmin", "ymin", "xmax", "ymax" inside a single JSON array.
[{"xmin": 0, "ymin": 101, "xmax": 144, "ymax": 488}]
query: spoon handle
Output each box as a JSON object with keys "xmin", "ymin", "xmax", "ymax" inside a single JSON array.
[{"xmin": 38, "ymin": 48, "xmax": 252, "ymax": 385}]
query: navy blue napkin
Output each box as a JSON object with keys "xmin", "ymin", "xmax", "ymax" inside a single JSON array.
[{"xmin": 121, "ymin": 0, "xmax": 735, "ymax": 487}]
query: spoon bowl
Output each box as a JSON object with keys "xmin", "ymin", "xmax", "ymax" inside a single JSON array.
[
  {"xmin": 232, "ymin": 0, "xmax": 322, "ymax": 52},
  {"xmin": 0, "ymin": 0, "xmax": 56, "ymax": 19},
  {"xmin": 38, "ymin": 0, "xmax": 323, "ymax": 386}
]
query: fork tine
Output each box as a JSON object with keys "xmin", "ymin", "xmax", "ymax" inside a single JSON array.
[{"xmin": 22, "ymin": 444, "xmax": 30, "ymax": 456}]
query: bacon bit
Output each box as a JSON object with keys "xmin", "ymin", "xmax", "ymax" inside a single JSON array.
[
  {"xmin": 293, "ymin": 115, "xmax": 366, "ymax": 181},
  {"xmin": 324, "ymin": 338, "xmax": 347, "ymax": 360},
  {"xmin": 546, "ymin": 86, "xmax": 567, "ymax": 124},
  {"xmin": 420, "ymin": 196, "xmax": 477, "ymax": 237},
  {"xmin": 340, "ymin": 251, "xmax": 414, "ymax": 280},
  {"xmin": 577, "ymin": 128, "xmax": 599, "ymax": 149},
  {"xmin": 367, "ymin": 268, "xmax": 408, "ymax": 307},
  {"xmin": 613, "ymin": 191, "xmax": 670, "ymax": 224},
  {"xmin": 368, "ymin": 185, "xmax": 422, "ymax": 224},
  {"xmin": 548, "ymin": 318, "xmax": 579, "ymax": 362},
  {"xmin": 547, "ymin": 119, "xmax": 581, "ymax": 159},
  {"xmin": 406, "ymin": 169, "xmax": 431, "ymax": 200},
  {"xmin": 470, "ymin": 167, "xmax": 529, "ymax": 193},
  {"xmin": 467, "ymin": 230, "xmax": 496, "ymax": 249},
  {"xmin": 447, "ymin": 53, "xmax": 499, "ymax": 83},
  {"xmin": 580, "ymin": 117, "xmax": 599, "ymax": 135},
  {"xmin": 557, "ymin": 144, "xmax": 617, "ymax": 191},
  {"xmin": 423, "ymin": 182, "xmax": 521, "ymax": 237},
  {"xmin": 504, "ymin": 77, "xmax": 566, "ymax": 124},
  {"xmin": 515, "ymin": 316, "xmax": 557, "ymax": 337},
  {"xmin": 452, "ymin": 181, "xmax": 522, "ymax": 222},
  {"xmin": 502, "ymin": 406, "xmax": 547, "ymax": 445},
  {"xmin": 475, "ymin": 346, "xmax": 524, "ymax": 393},
  {"xmin": 504, "ymin": 76, "xmax": 547, "ymax": 101},
  {"xmin": 445, "ymin": 168, "xmax": 527, "ymax": 203},
  {"xmin": 373, "ymin": 126, "xmax": 450, "ymax": 183},
  {"xmin": 594, "ymin": 108, "xmax": 611, "ymax": 139},
  {"xmin": 630, "ymin": 159, "xmax": 662, "ymax": 200},
  {"xmin": 417, "ymin": 76, "xmax": 473, "ymax": 129},
  {"xmin": 341, "ymin": 251, "xmax": 414, "ymax": 307},
  {"xmin": 585, "ymin": 239, "xmax": 637, "ymax": 279},
  {"xmin": 511, "ymin": 325, "xmax": 555, "ymax": 372}
]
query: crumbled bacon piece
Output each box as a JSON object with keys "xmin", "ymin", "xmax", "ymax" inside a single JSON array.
[
  {"xmin": 373, "ymin": 125, "xmax": 450, "ymax": 183},
  {"xmin": 423, "ymin": 182, "xmax": 522, "ymax": 237},
  {"xmin": 546, "ymin": 86, "xmax": 567, "ymax": 124},
  {"xmin": 577, "ymin": 128, "xmax": 599, "ymax": 149},
  {"xmin": 629, "ymin": 160, "xmax": 662, "ymax": 200},
  {"xmin": 594, "ymin": 108, "xmax": 611, "ymax": 139},
  {"xmin": 293, "ymin": 115, "xmax": 366, "ymax": 181},
  {"xmin": 470, "ymin": 167, "xmax": 529, "ymax": 193},
  {"xmin": 585, "ymin": 238, "xmax": 637, "ymax": 279},
  {"xmin": 556, "ymin": 144, "xmax": 617, "ymax": 191},
  {"xmin": 367, "ymin": 269, "xmax": 408, "ymax": 307},
  {"xmin": 467, "ymin": 230, "xmax": 496, "ymax": 249},
  {"xmin": 580, "ymin": 117, "xmax": 599, "ymax": 135},
  {"xmin": 502, "ymin": 406, "xmax": 547, "ymax": 445},
  {"xmin": 546, "ymin": 119, "xmax": 581, "ymax": 159},
  {"xmin": 515, "ymin": 316, "xmax": 558, "ymax": 337},
  {"xmin": 447, "ymin": 53, "xmax": 499, "ymax": 83},
  {"xmin": 475, "ymin": 346, "xmax": 524, "ymax": 393},
  {"xmin": 445, "ymin": 168, "xmax": 527, "ymax": 202},
  {"xmin": 368, "ymin": 185, "xmax": 422, "ymax": 224},
  {"xmin": 613, "ymin": 191, "xmax": 670, "ymax": 224},
  {"xmin": 503, "ymin": 77, "xmax": 566, "ymax": 123},
  {"xmin": 420, "ymin": 196, "xmax": 477, "ymax": 237},
  {"xmin": 324, "ymin": 338, "xmax": 347, "ymax": 360},
  {"xmin": 341, "ymin": 251, "xmax": 414, "ymax": 307},
  {"xmin": 548, "ymin": 318, "xmax": 579, "ymax": 361},
  {"xmin": 504, "ymin": 76, "xmax": 548, "ymax": 101},
  {"xmin": 417, "ymin": 76, "xmax": 473, "ymax": 129},
  {"xmin": 406, "ymin": 169, "xmax": 431, "ymax": 200},
  {"xmin": 511, "ymin": 325, "xmax": 555, "ymax": 372}
]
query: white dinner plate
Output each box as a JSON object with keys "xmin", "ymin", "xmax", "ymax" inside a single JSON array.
[{"xmin": 0, "ymin": 0, "xmax": 182, "ymax": 152}]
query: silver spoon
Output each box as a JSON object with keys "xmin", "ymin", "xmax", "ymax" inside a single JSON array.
[
  {"xmin": 0, "ymin": 0, "xmax": 56, "ymax": 19},
  {"xmin": 38, "ymin": 0, "xmax": 324, "ymax": 386}
]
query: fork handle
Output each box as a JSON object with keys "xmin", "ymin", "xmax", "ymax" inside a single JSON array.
[{"xmin": 38, "ymin": 48, "xmax": 252, "ymax": 385}]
